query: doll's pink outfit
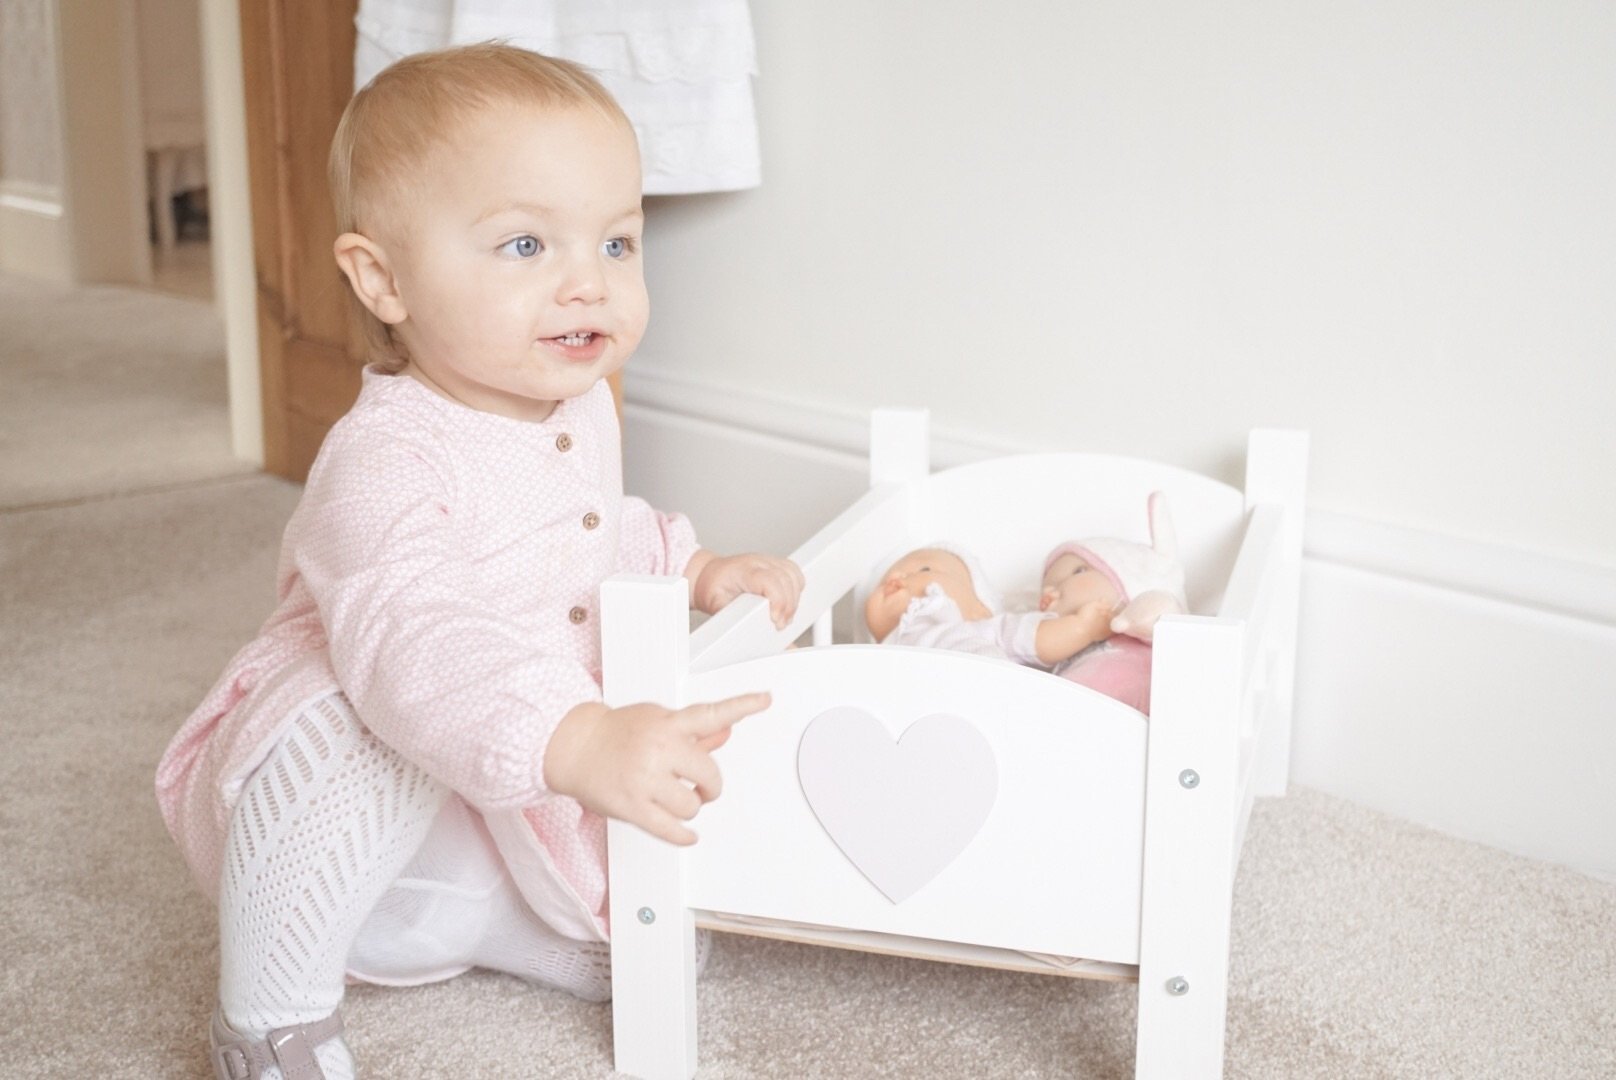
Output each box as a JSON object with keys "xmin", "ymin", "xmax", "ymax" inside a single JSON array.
[
  {"xmin": 1051, "ymin": 637, "xmax": 1156, "ymax": 713},
  {"xmin": 881, "ymin": 584, "xmax": 1052, "ymax": 665},
  {"xmin": 155, "ymin": 366, "xmax": 698, "ymax": 944}
]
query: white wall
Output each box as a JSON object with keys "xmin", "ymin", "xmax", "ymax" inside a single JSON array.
[
  {"xmin": 636, "ymin": 0, "xmax": 1616, "ymax": 569},
  {"xmin": 620, "ymin": 1, "xmax": 1616, "ymax": 880},
  {"xmin": 0, "ymin": 0, "xmax": 150, "ymax": 285},
  {"xmin": 0, "ymin": 0, "xmax": 70, "ymax": 280},
  {"xmin": 54, "ymin": 0, "xmax": 151, "ymax": 285},
  {"xmin": 0, "ymin": 0, "xmax": 64, "ymax": 189}
]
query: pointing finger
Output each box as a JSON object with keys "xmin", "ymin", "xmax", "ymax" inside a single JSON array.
[
  {"xmin": 678, "ymin": 747, "xmax": 724, "ymax": 803},
  {"xmin": 638, "ymin": 804, "xmax": 697, "ymax": 846},
  {"xmin": 652, "ymin": 778, "xmax": 703, "ymax": 822},
  {"xmin": 696, "ymin": 726, "xmax": 732, "ymax": 754},
  {"xmin": 678, "ymin": 692, "xmax": 771, "ymax": 737}
]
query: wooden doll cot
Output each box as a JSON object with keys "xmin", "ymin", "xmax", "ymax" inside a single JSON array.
[{"xmin": 599, "ymin": 409, "xmax": 1309, "ymax": 1079}]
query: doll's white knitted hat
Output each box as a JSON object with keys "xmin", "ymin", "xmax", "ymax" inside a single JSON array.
[
  {"xmin": 862, "ymin": 541, "xmax": 1003, "ymax": 614},
  {"xmin": 1043, "ymin": 492, "xmax": 1186, "ymax": 608}
]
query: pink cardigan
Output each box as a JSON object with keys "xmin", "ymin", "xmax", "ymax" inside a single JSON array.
[{"xmin": 155, "ymin": 368, "xmax": 698, "ymax": 941}]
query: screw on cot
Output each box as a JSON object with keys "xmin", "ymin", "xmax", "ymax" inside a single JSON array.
[
  {"xmin": 1178, "ymin": 769, "xmax": 1200, "ymax": 789},
  {"xmin": 637, "ymin": 907, "xmax": 656, "ymax": 925},
  {"xmin": 1166, "ymin": 976, "xmax": 1190, "ymax": 996}
]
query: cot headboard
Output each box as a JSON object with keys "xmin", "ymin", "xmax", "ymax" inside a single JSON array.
[
  {"xmin": 689, "ymin": 409, "xmax": 1271, "ymax": 672},
  {"xmin": 843, "ymin": 409, "xmax": 1248, "ymax": 644}
]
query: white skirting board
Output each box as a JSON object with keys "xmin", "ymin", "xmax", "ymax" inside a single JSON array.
[{"xmin": 622, "ymin": 369, "xmax": 1616, "ymax": 883}]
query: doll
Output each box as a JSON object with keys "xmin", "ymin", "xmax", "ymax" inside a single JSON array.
[
  {"xmin": 1038, "ymin": 491, "xmax": 1187, "ymax": 714},
  {"xmin": 863, "ymin": 543, "xmax": 1115, "ymax": 668}
]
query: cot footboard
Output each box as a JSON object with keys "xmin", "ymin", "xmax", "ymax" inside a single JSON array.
[
  {"xmin": 599, "ymin": 421, "xmax": 1306, "ymax": 1080},
  {"xmin": 602, "ymin": 576, "xmax": 1163, "ymax": 1078}
]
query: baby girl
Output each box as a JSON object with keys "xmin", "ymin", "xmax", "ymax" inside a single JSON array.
[{"xmin": 155, "ymin": 44, "xmax": 802, "ymax": 1080}]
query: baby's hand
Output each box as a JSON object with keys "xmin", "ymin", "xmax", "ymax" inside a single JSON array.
[
  {"xmin": 544, "ymin": 692, "xmax": 772, "ymax": 845},
  {"xmin": 1034, "ymin": 599, "xmax": 1118, "ymax": 665},
  {"xmin": 1074, "ymin": 597, "xmax": 1117, "ymax": 637},
  {"xmin": 692, "ymin": 553, "xmax": 806, "ymax": 630}
]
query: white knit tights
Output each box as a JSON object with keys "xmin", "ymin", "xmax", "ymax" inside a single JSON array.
[
  {"xmin": 348, "ymin": 794, "xmax": 615, "ymax": 1001},
  {"xmin": 217, "ymin": 692, "xmax": 633, "ymax": 1079},
  {"xmin": 217, "ymin": 693, "xmax": 447, "ymax": 1080}
]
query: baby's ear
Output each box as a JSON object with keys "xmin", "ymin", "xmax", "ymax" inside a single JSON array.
[{"xmin": 333, "ymin": 233, "xmax": 407, "ymax": 325}]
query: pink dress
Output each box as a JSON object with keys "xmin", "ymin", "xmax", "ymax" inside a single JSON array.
[{"xmin": 154, "ymin": 367, "xmax": 698, "ymax": 942}]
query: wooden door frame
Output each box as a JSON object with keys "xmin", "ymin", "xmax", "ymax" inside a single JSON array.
[
  {"xmin": 208, "ymin": 0, "xmax": 360, "ymax": 475},
  {"xmin": 206, "ymin": 0, "xmax": 361, "ymax": 472}
]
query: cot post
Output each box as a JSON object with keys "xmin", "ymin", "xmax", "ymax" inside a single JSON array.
[
  {"xmin": 1243, "ymin": 430, "xmax": 1309, "ymax": 798},
  {"xmin": 852, "ymin": 408, "xmax": 931, "ymax": 644},
  {"xmin": 602, "ymin": 574, "xmax": 696, "ymax": 1080},
  {"xmin": 1135, "ymin": 615, "xmax": 1243, "ymax": 1080}
]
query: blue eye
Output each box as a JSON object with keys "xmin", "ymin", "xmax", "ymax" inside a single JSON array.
[
  {"xmin": 603, "ymin": 236, "xmax": 636, "ymax": 259},
  {"xmin": 500, "ymin": 235, "xmax": 541, "ymax": 259}
]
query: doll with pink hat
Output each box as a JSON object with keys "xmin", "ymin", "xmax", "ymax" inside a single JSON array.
[{"xmin": 1039, "ymin": 491, "xmax": 1187, "ymax": 713}]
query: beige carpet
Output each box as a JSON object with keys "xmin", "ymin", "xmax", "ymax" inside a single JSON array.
[{"xmin": 3, "ymin": 273, "xmax": 1615, "ymax": 1078}]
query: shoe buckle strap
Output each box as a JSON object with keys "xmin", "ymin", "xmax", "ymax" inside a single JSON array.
[
  {"xmin": 211, "ymin": 1013, "xmax": 343, "ymax": 1080},
  {"xmin": 268, "ymin": 1013, "xmax": 344, "ymax": 1080},
  {"xmin": 209, "ymin": 1040, "xmax": 262, "ymax": 1080}
]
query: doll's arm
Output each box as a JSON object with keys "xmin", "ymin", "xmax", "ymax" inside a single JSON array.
[
  {"xmin": 1110, "ymin": 589, "xmax": 1186, "ymax": 642},
  {"xmin": 1033, "ymin": 599, "xmax": 1116, "ymax": 665}
]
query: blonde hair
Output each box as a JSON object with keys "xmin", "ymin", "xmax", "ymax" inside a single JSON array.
[{"xmin": 329, "ymin": 43, "xmax": 632, "ymax": 373}]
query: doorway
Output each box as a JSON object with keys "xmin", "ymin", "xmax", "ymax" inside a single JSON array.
[{"xmin": 138, "ymin": 0, "xmax": 213, "ymax": 302}]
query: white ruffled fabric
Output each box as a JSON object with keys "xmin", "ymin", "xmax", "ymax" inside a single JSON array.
[
  {"xmin": 883, "ymin": 585, "xmax": 1053, "ymax": 667},
  {"xmin": 352, "ymin": 0, "xmax": 760, "ymax": 194}
]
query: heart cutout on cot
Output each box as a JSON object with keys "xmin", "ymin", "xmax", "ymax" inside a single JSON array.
[{"xmin": 797, "ymin": 707, "xmax": 998, "ymax": 904}]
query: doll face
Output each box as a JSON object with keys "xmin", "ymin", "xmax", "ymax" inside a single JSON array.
[
  {"xmin": 1039, "ymin": 553, "xmax": 1121, "ymax": 615},
  {"xmin": 864, "ymin": 548, "xmax": 987, "ymax": 641}
]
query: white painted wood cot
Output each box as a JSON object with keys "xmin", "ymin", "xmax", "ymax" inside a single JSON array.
[{"xmin": 601, "ymin": 409, "xmax": 1309, "ymax": 1079}]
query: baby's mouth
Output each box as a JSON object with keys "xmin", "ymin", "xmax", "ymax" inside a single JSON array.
[{"xmin": 539, "ymin": 330, "xmax": 608, "ymax": 362}]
